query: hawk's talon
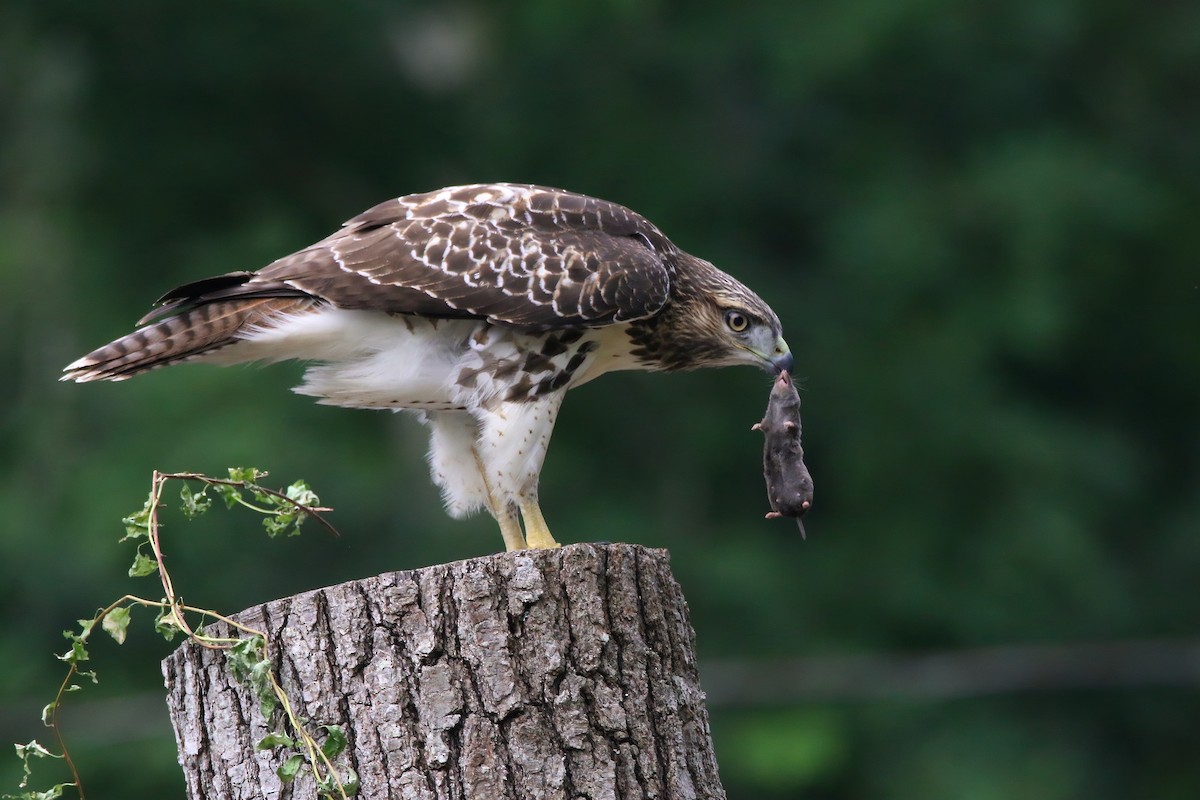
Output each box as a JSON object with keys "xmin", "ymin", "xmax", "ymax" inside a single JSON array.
[
  {"xmin": 498, "ymin": 513, "xmax": 528, "ymax": 551},
  {"xmin": 519, "ymin": 500, "xmax": 560, "ymax": 549}
]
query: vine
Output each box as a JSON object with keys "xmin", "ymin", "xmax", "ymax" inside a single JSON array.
[{"xmin": 5, "ymin": 468, "xmax": 359, "ymax": 799}]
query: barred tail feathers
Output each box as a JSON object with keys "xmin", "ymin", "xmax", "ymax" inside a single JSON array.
[{"xmin": 61, "ymin": 297, "xmax": 317, "ymax": 382}]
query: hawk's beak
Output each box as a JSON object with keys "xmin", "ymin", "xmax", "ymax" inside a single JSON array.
[
  {"xmin": 769, "ymin": 337, "xmax": 793, "ymax": 374},
  {"xmin": 743, "ymin": 335, "xmax": 793, "ymax": 373}
]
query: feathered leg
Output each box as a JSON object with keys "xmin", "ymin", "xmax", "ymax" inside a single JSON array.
[
  {"xmin": 425, "ymin": 411, "xmax": 489, "ymax": 517},
  {"xmin": 474, "ymin": 395, "xmax": 564, "ymax": 549},
  {"xmin": 425, "ymin": 410, "xmax": 529, "ymax": 551}
]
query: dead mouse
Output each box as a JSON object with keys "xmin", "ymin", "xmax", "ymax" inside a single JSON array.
[{"xmin": 752, "ymin": 370, "xmax": 814, "ymax": 538}]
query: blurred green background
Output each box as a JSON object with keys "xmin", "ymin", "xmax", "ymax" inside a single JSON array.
[{"xmin": 2, "ymin": 1, "xmax": 1198, "ymax": 797}]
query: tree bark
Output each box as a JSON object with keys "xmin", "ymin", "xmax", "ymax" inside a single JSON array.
[{"xmin": 162, "ymin": 543, "xmax": 727, "ymax": 800}]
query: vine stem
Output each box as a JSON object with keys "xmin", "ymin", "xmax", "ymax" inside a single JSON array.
[
  {"xmin": 161, "ymin": 470, "xmax": 339, "ymax": 537},
  {"xmin": 33, "ymin": 469, "xmax": 350, "ymax": 800},
  {"xmin": 48, "ymin": 666, "xmax": 83, "ymax": 799},
  {"xmin": 147, "ymin": 471, "xmax": 351, "ymax": 797}
]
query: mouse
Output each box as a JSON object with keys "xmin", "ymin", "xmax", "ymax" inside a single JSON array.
[{"xmin": 752, "ymin": 370, "xmax": 814, "ymax": 538}]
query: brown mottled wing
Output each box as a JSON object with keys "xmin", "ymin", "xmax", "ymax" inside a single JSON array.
[{"xmin": 253, "ymin": 184, "xmax": 674, "ymax": 331}]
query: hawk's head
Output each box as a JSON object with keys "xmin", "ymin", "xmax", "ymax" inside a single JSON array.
[{"xmin": 628, "ymin": 253, "xmax": 792, "ymax": 374}]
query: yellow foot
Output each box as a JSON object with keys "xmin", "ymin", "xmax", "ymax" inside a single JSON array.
[
  {"xmin": 497, "ymin": 512, "xmax": 527, "ymax": 552},
  {"xmin": 520, "ymin": 500, "xmax": 560, "ymax": 549}
]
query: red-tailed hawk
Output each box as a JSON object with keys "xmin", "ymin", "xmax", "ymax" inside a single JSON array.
[{"xmin": 63, "ymin": 184, "xmax": 792, "ymax": 551}]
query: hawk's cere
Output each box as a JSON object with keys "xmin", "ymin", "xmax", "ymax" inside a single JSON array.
[{"xmin": 63, "ymin": 184, "xmax": 793, "ymax": 551}]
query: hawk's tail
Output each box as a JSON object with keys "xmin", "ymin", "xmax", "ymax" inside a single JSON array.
[{"xmin": 62, "ymin": 296, "xmax": 317, "ymax": 382}]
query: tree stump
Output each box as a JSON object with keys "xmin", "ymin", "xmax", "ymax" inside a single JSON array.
[{"xmin": 162, "ymin": 543, "xmax": 727, "ymax": 800}]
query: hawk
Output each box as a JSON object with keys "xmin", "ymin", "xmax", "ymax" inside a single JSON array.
[{"xmin": 63, "ymin": 184, "xmax": 793, "ymax": 551}]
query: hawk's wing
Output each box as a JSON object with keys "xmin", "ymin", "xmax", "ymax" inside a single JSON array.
[{"xmin": 147, "ymin": 184, "xmax": 675, "ymax": 332}]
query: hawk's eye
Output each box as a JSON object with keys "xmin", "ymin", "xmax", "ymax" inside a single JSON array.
[{"xmin": 724, "ymin": 310, "xmax": 750, "ymax": 332}]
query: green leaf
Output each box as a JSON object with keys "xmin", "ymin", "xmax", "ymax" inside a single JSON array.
[
  {"xmin": 263, "ymin": 482, "xmax": 319, "ymax": 538},
  {"xmin": 256, "ymin": 733, "xmax": 296, "ymax": 750},
  {"xmin": 128, "ymin": 551, "xmax": 158, "ymax": 578},
  {"xmin": 227, "ymin": 635, "xmax": 266, "ymax": 683},
  {"xmin": 119, "ymin": 496, "xmax": 154, "ymax": 542},
  {"xmin": 3, "ymin": 783, "xmax": 74, "ymax": 800},
  {"xmin": 241, "ymin": 472, "xmax": 277, "ymax": 507},
  {"xmin": 251, "ymin": 660, "xmax": 278, "ymax": 717},
  {"xmin": 226, "ymin": 634, "xmax": 279, "ymax": 715},
  {"xmin": 154, "ymin": 606, "xmax": 183, "ymax": 641},
  {"xmin": 277, "ymin": 754, "xmax": 305, "ymax": 783},
  {"xmin": 101, "ymin": 606, "xmax": 132, "ymax": 645},
  {"xmin": 14, "ymin": 741, "xmax": 56, "ymax": 759},
  {"xmin": 263, "ymin": 510, "xmax": 303, "ymax": 538},
  {"xmin": 57, "ymin": 621, "xmax": 95, "ymax": 664},
  {"xmin": 57, "ymin": 638, "xmax": 88, "ymax": 666},
  {"xmin": 320, "ymin": 725, "xmax": 348, "ymax": 760},
  {"xmin": 340, "ymin": 767, "xmax": 360, "ymax": 796},
  {"xmin": 12, "ymin": 740, "xmax": 63, "ymax": 792},
  {"xmin": 227, "ymin": 466, "xmax": 263, "ymax": 484},
  {"xmin": 213, "ymin": 482, "xmax": 242, "ymax": 509},
  {"xmin": 14, "ymin": 740, "xmax": 59, "ymax": 762},
  {"xmin": 259, "ymin": 696, "xmax": 279, "ymax": 719},
  {"xmin": 318, "ymin": 766, "xmax": 359, "ymax": 798},
  {"xmin": 179, "ymin": 483, "xmax": 212, "ymax": 519},
  {"xmin": 286, "ymin": 480, "xmax": 319, "ymax": 508},
  {"xmin": 120, "ymin": 521, "xmax": 150, "ymax": 543}
]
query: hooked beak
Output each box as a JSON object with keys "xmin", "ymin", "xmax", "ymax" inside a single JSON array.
[
  {"xmin": 769, "ymin": 336, "xmax": 793, "ymax": 374},
  {"xmin": 741, "ymin": 334, "xmax": 794, "ymax": 373}
]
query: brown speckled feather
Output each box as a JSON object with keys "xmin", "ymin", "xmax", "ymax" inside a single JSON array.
[
  {"xmin": 65, "ymin": 297, "xmax": 318, "ymax": 381},
  {"xmin": 256, "ymin": 184, "xmax": 674, "ymax": 330}
]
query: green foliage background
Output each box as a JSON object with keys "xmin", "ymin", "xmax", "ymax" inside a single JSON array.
[{"xmin": 2, "ymin": 1, "xmax": 1198, "ymax": 797}]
